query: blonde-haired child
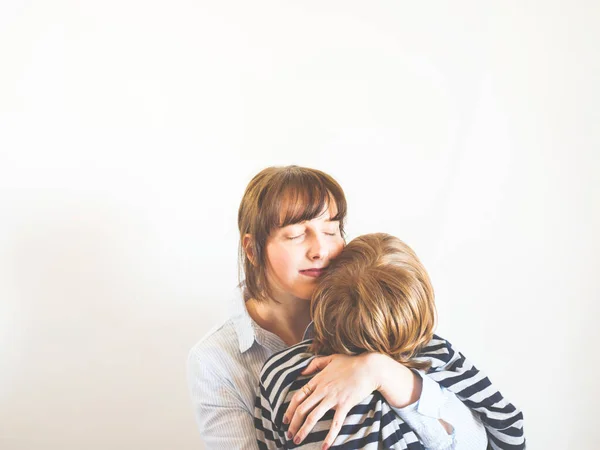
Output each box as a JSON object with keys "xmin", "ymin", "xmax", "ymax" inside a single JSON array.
[{"xmin": 256, "ymin": 233, "xmax": 524, "ymax": 449}]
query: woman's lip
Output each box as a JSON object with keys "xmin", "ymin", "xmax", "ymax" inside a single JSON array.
[{"xmin": 300, "ymin": 269, "xmax": 325, "ymax": 277}]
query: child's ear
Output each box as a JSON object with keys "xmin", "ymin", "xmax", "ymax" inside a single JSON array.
[{"xmin": 242, "ymin": 234, "xmax": 257, "ymax": 266}]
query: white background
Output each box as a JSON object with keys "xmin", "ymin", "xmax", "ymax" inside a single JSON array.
[{"xmin": 1, "ymin": 1, "xmax": 599, "ymax": 449}]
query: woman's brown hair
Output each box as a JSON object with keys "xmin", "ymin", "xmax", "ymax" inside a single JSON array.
[
  {"xmin": 310, "ymin": 233, "xmax": 436, "ymax": 370},
  {"xmin": 238, "ymin": 165, "xmax": 347, "ymax": 302}
]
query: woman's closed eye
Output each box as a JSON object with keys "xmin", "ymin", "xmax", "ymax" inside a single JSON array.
[
  {"xmin": 323, "ymin": 225, "xmax": 340, "ymax": 237},
  {"xmin": 287, "ymin": 234, "xmax": 305, "ymax": 240}
]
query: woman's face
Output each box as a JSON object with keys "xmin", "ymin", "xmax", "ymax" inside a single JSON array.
[{"xmin": 265, "ymin": 205, "xmax": 345, "ymax": 301}]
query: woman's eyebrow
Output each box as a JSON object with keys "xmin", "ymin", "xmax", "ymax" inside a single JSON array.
[
  {"xmin": 281, "ymin": 222, "xmax": 305, "ymax": 229},
  {"xmin": 315, "ymin": 211, "xmax": 338, "ymax": 222}
]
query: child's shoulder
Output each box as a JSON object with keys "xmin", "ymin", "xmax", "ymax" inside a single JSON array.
[
  {"xmin": 259, "ymin": 339, "xmax": 315, "ymax": 384},
  {"xmin": 416, "ymin": 334, "xmax": 462, "ymax": 370}
]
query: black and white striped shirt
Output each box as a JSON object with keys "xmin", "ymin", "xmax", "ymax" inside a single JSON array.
[
  {"xmin": 255, "ymin": 335, "xmax": 524, "ymax": 450},
  {"xmin": 188, "ymin": 292, "xmax": 491, "ymax": 449}
]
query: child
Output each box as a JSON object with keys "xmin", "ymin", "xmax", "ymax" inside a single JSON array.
[{"xmin": 255, "ymin": 233, "xmax": 524, "ymax": 449}]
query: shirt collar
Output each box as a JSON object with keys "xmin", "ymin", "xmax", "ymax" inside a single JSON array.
[
  {"xmin": 231, "ymin": 287, "xmax": 315, "ymax": 353},
  {"xmin": 303, "ymin": 321, "xmax": 315, "ymax": 340},
  {"xmin": 230, "ymin": 288, "xmax": 256, "ymax": 353}
]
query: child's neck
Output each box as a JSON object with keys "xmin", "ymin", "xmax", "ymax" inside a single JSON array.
[{"xmin": 245, "ymin": 295, "xmax": 311, "ymax": 347}]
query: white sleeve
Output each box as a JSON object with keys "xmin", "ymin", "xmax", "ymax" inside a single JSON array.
[
  {"xmin": 439, "ymin": 387, "xmax": 488, "ymax": 450},
  {"xmin": 394, "ymin": 373, "xmax": 488, "ymax": 450},
  {"xmin": 392, "ymin": 372, "xmax": 455, "ymax": 450},
  {"xmin": 187, "ymin": 349, "xmax": 260, "ymax": 450}
]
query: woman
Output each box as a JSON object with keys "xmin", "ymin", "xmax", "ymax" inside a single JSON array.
[{"xmin": 188, "ymin": 166, "xmax": 486, "ymax": 449}]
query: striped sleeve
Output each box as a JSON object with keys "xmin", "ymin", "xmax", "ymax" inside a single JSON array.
[
  {"xmin": 416, "ymin": 335, "xmax": 525, "ymax": 450},
  {"xmin": 254, "ymin": 386, "xmax": 285, "ymax": 450},
  {"xmin": 254, "ymin": 343, "xmax": 315, "ymax": 449}
]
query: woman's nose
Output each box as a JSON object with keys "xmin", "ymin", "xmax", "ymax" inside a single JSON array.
[{"xmin": 307, "ymin": 235, "xmax": 328, "ymax": 260}]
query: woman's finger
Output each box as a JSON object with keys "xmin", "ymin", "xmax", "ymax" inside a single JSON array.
[
  {"xmin": 292, "ymin": 396, "xmax": 338, "ymax": 446},
  {"xmin": 301, "ymin": 355, "xmax": 333, "ymax": 375},
  {"xmin": 284, "ymin": 372, "xmax": 322, "ymax": 424},
  {"xmin": 321, "ymin": 403, "xmax": 351, "ymax": 450},
  {"xmin": 287, "ymin": 384, "xmax": 326, "ymax": 438}
]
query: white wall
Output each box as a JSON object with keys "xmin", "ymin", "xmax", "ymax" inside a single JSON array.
[{"xmin": 1, "ymin": 1, "xmax": 599, "ymax": 449}]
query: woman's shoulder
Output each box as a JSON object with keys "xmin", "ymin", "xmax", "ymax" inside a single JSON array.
[
  {"xmin": 187, "ymin": 317, "xmax": 241, "ymax": 374},
  {"xmin": 188, "ymin": 290, "xmax": 252, "ymax": 354},
  {"xmin": 187, "ymin": 316, "xmax": 263, "ymax": 412}
]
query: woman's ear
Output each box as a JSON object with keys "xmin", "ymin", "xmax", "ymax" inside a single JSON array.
[{"xmin": 242, "ymin": 234, "xmax": 256, "ymax": 266}]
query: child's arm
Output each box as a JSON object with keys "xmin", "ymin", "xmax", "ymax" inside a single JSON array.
[
  {"xmin": 254, "ymin": 383, "xmax": 286, "ymax": 450},
  {"xmin": 417, "ymin": 335, "xmax": 525, "ymax": 450}
]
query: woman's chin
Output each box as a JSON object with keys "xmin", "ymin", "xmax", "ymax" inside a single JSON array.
[{"xmin": 292, "ymin": 289, "xmax": 314, "ymax": 302}]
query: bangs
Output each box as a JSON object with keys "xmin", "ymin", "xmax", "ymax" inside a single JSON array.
[{"xmin": 261, "ymin": 169, "xmax": 347, "ymax": 231}]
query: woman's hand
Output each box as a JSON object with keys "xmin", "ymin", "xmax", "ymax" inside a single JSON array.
[
  {"xmin": 283, "ymin": 352, "xmax": 420, "ymax": 450},
  {"xmin": 283, "ymin": 353, "xmax": 377, "ymax": 449}
]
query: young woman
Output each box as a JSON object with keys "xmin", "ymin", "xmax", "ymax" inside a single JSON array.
[{"xmin": 187, "ymin": 166, "xmax": 495, "ymax": 449}]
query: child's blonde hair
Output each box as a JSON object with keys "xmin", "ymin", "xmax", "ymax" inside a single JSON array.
[{"xmin": 310, "ymin": 233, "xmax": 436, "ymax": 370}]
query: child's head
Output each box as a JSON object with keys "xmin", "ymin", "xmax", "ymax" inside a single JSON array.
[
  {"xmin": 310, "ymin": 233, "xmax": 436, "ymax": 370},
  {"xmin": 238, "ymin": 165, "xmax": 347, "ymax": 303}
]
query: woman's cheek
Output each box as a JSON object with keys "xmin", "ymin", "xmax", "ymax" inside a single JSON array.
[{"xmin": 331, "ymin": 239, "xmax": 345, "ymax": 259}]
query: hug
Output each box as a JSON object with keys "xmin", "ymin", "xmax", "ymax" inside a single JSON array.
[{"xmin": 188, "ymin": 165, "xmax": 525, "ymax": 449}]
